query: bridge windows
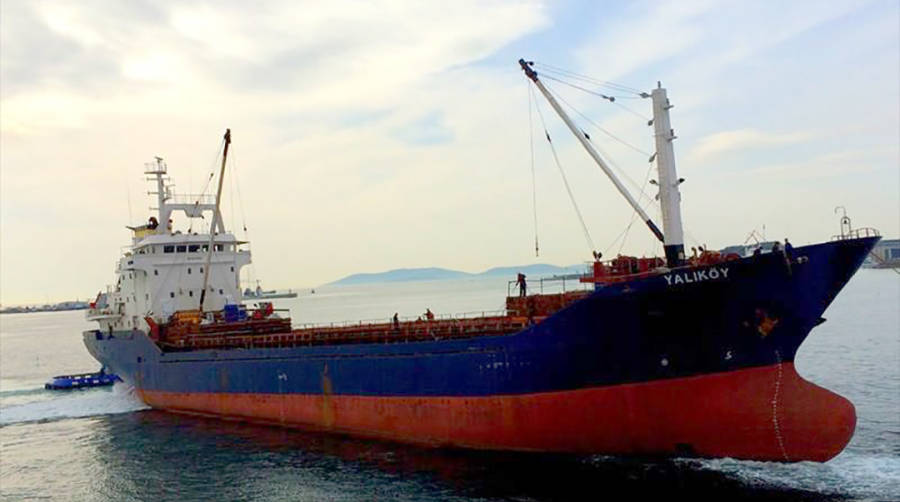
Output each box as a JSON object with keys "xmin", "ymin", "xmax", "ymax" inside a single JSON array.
[
  {"xmin": 163, "ymin": 245, "xmax": 174, "ymax": 253},
  {"xmin": 176, "ymin": 245, "xmax": 186, "ymax": 253}
]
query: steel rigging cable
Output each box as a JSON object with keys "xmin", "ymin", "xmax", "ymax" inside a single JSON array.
[
  {"xmin": 532, "ymin": 62, "xmax": 643, "ymax": 94},
  {"xmin": 546, "ymin": 83, "xmax": 650, "ymax": 157},
  {"xmin": 528, "ymin": 82, "xmax": 540, "ymax": 257},
  {"xmin": 532, "ymin": 95, "xmax": 596, "ymax": 254}
]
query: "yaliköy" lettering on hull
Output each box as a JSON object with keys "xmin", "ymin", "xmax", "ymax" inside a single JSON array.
[{"xmin": 663, "ymin": 266, "xmax": 730, "ymax": 286}]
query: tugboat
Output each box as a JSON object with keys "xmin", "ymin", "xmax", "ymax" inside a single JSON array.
[
  {"xmin": 82, "ymin": 64, "xmax": 879, "ymax": 462},
  {"xmin": 45, "ymin": 368, "xmax": 120, "ymax": 390}
]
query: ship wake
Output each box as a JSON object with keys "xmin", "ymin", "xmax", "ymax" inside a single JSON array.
[
  {"xmin": 0, "ymin": 383, "xmax": 149, "ymax": 426},
  {"xmin": 683, "ymin": 452, "xmax": 900, "ymax": 500}
]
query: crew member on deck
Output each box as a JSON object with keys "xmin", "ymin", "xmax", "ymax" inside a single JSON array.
[
  {"xmin": 392, "ymin": 313, "xmax": 400, "ymax": 331},
  {"xmin": 782, "ymin": 238, "xmax": 794, "ymax": 276},
  {"xmin": 424, "ymin": 308, "xmax": 434, "ymax": 321},
  {"xmin": 516, "ymin": 273, "xmax": 527, "ymax": 297}
]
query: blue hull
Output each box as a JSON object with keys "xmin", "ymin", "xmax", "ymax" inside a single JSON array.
[{"xmin": 85, "ymin": 238, "xmax": 875, "ymax": 397}]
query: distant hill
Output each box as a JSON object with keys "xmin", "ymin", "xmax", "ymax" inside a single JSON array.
[
  {"xmin": 480, "ymin": 264, "xmax": 581, "ymax": 277},
  {"xmin": 329, "ymin": 267, "xmax": 469, "ymax": 285},
  {"xmin": 328, "ymin": 263, "xmax": 584, "ymax": 286}
]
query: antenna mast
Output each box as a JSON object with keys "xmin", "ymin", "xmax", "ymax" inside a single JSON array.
[{"xmin": 199, "ymin": 129, "xmax": 231, "ymax": 312}]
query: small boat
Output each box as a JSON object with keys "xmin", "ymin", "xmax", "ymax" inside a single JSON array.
[
  {"xmin": 242, "ymin": 281, "xmax": 298, "ymax": 299},
  {"xmin": 242, "ymin": 290, "xmax": 298, "ymax": 299},
  {"xmin": 44, "ymin": 369, "xmax": 121, "ymax": 390}
]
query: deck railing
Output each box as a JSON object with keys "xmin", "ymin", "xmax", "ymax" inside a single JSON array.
[
  {"xmin": 831, "ymin": 227, "xmax": 880, "ymax": 241},
  {"xmin": 290, "ymin": 309, "xmax": 511, "ymax": 331},
  {"xmin": 506, "ymin": 274, "xmax": 592, "ymax": 297},
  {"xmin": 166, "ymin": 193, "xmax": 216, "ymax": 205}
]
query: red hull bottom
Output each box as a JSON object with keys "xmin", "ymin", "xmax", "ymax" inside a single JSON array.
[{"xmin": 140, "ymin": 363, "xmax": 854, "ymax": 462}]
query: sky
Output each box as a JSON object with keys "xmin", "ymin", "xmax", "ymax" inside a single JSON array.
[{"xmin": 1, "ymin": 0, "xmax": 898, "ymax": 304}]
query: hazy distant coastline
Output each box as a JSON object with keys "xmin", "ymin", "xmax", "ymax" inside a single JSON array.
[
  {"xmin": 0, "ymin": 301, "xmax": 89, "ymax": 315},
  {"xmin": 328, "ymin": 264, "xmax": 584, "ymax": 286}
]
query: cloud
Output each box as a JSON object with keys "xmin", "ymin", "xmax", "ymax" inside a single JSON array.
[
  {"xmin": 741, "ymin": 148, "xmax": 892, "ymax": 180},
  {"xmin": 0, "ymin": 2, "xmax": 121, "ymax": 97},
  {"xmin": 572, "ymin": 1, "xmax": 717, "ymax": 83},
  {"xmin": 0, "ymin": 0, "xmax": 897, "ymax": 304},
  {"xmin": 686, "ymin": 128, "xmax": 813, "ymax": 164},
  {"xmin": 566, "ymin": 0, "xmax": 871, "ymax": 114},
  {"xmin": 391, "ymin": 111, "xmax": 454, "ymax": 146},
  {"xmin": 1, "ymin": 1, "xmax": 550, "ymax": 136},
  {"xmin": 0, "ymin": 0, "xmax": 553, "ymax": 303}
]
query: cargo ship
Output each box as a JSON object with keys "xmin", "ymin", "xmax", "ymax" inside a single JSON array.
[{"xmin": 83, "ymin": 61, "xmax": 880, "ymax": 462}]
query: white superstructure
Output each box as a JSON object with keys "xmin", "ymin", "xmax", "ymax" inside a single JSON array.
[{"xmin": 86, "ymin": 156, "xmax": 250, "ymax": 333}]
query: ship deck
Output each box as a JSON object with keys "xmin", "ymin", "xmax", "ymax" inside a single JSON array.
[{"xmin": 158, "ymin": 290, "xmax": 593, "ymax": 352}]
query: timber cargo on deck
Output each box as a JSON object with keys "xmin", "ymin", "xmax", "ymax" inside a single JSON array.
[{"xmin": 82, "ymin": 61, "xmax": 880, "ymax": 463}]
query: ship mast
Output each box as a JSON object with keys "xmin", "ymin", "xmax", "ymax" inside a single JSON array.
[
  {"xmin": 649, "ymin": 83, "xmax": 686, "ymax": 266},
  {"xmin": 199, "ymin": 128, "xmax": 231, "ymax": 312},
  {"xmin": 519, "ymin": 59, "xmax": 686, "ymax": 267}
]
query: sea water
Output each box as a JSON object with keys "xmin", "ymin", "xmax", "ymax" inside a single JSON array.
[{"xmin": 1, "ymin": 270, "xmax": 897, "ymax": 501}]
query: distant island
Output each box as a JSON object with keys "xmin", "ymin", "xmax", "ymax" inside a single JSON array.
[
  {"xmin": 328, "ymin": 264, "xmax": 585, "ymax": 286},
  {"xmin": 0, "ymin": 300, "xmax": 89, "ymax": 315}
]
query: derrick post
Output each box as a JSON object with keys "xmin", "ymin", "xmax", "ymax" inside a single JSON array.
[{"xmin": 650, "ymin": 85, "xmax": 686, "ymax": 267}]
